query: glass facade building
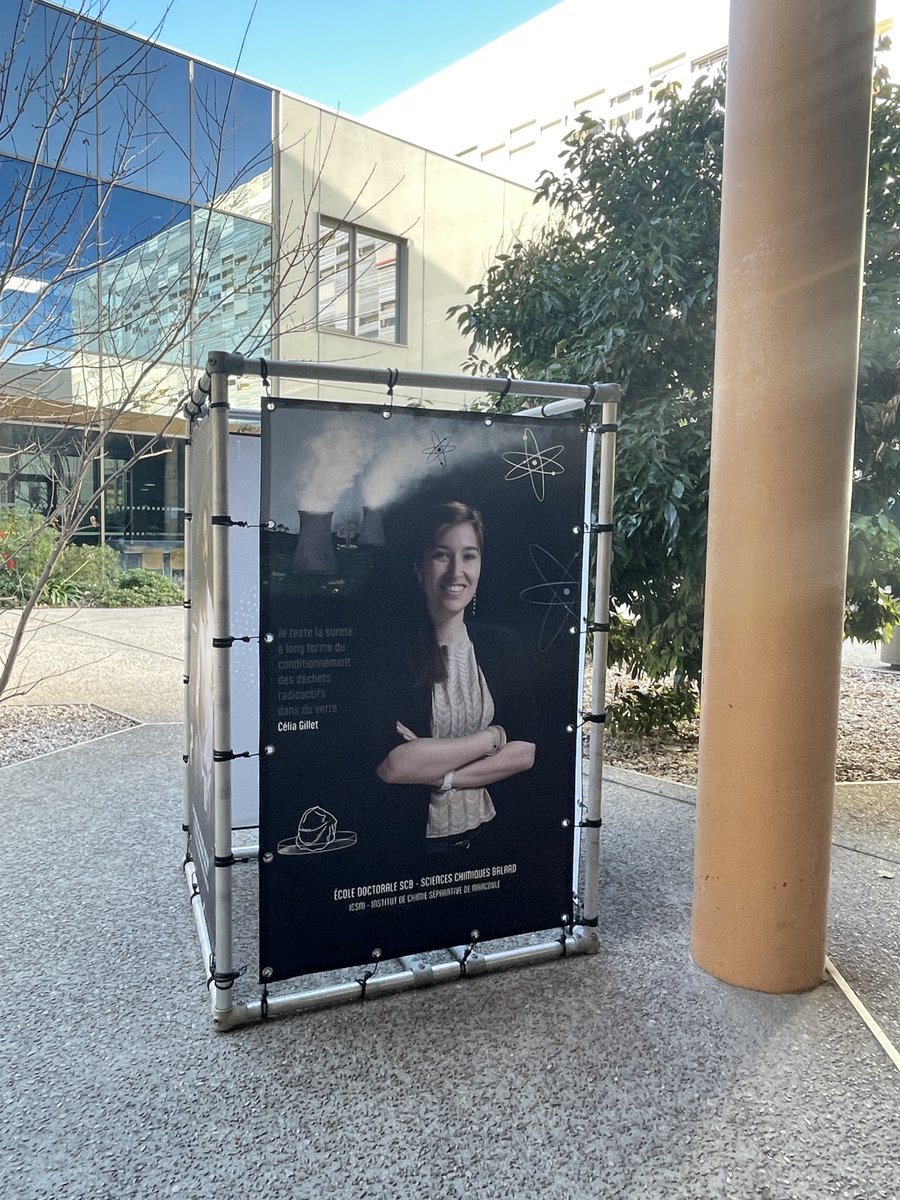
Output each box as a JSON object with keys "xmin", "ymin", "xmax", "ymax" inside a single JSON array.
[
  {"xmin": 0, "ymin": 0, "xmax": 274, "ymax": 560},
  {"xmin": 0, "ymin": 2, "xmax": 540, "ymax": 570}
]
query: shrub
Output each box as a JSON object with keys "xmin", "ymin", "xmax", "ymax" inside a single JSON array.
[
  {"xmin": 606, "ymin": 678, "xmax": 699, "ymax": 739},
  {"xmin": 102, "ymin": 568, "xmax": 183, "ymax": 607},
  {"xmin": 51, "ymin": 543, "xmax": 121, "ymax": 603},
  {"xmin": 0, "ymin": 507, "xmax": 58, "ymax": 601}
]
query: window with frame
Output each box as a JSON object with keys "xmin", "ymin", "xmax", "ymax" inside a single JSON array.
[{"xmin": 318, "ymin": 217, "xmax": 403, "ymax": 342}]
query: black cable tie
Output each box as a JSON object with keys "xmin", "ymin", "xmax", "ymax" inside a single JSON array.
[
  {"xmin": 585, "ymin": 383, "xmax": 597, "ymax": 403},
  {"xmin": 212, "ymin": 635, "xmax": 256, "ymax": 649},
  {"xmin": 182, "ymin": 753, "xmax": 189, "ymax": 764},
  {"xmin": 579, "ymin": 917, "xmax": 599, "ymax": 928},
  {"xmin": 459, "ymin": 941, "xmax": 478, "ymax": 979},
  {"xmin": 182, "ymin": 824, "xmax": 190, "ymax": 835},
  {"xmin": 210, "ymin": 516, "xmax": 264, "ymax": 529},
  {"xmin": 581, "ymin": 711, "xmax": 606, "ymax": 724},
  {"xmin": 558, "ymin": 931, "xmax": 568, "ymax": 957},
  {"xmin": 357, "ymin": 959, "xmax": 380, "ymax": 1000},
  {"xmin": 579, "ymin": 817, "xmax": 603, "ymax": 829},
  {"xmin": 212, "ymin": 965, "xmax": 246, "ymax": 990},
  {"xmin": 214, "ymin": 854, "xmax": 235, "ymax": 868},
  {"xmin": 383, "ymin": 367, "xmax": 398, "ymax": 417},
  {"xmin": 183, "ymin": 675, "xmax": 190, "ymax": 685},
  {"xmin": 260, "ymin": 985, "xmax": 269, "ymax": 1020},
  {"xmin": 184, "ymin": 511, "xmax": 193, "ymax": 520},
  {"xmin": 183, "ymin": 600, "xmax": 191, "ymax": 610},
  {"xmin": 259, "ymin": 357, "xmax": 270, "ymax": 391},
  {"xmin": 206, "ymin": 953, "xmax": 247, "ymax": 990},
  {"xmin": 212, "ymin": 748, "xmax": 255, "ymax": 762},
  {"xmin": 590, "ymin": 522, "xmax": 615, "ymax": 534},
  {"xmin": 208, "ymin": 400, "xmax": 229, "ymax": 411},
  {"xmin": 597, "ymin": 422, "xmax": 618, "ymax": 433},
  {"xmin": 586, "ymin": 621, "xmax": 610, "ymax": 633},
  {"xmin": 497, "ymin": 376, "xmax": 513, "ymax": 405}
]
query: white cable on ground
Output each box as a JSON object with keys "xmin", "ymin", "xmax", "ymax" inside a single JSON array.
[{"xmin": 825, "ymin": 955, "xmax": 900, "ymax": 1072}]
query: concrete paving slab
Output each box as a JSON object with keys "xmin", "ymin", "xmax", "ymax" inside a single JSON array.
[
  {"xmin": 0, "ymin": 606, "xmax": 183, "ymax": 721},
  {"xmin": 2, "ymin": 725, "xmax": 898, "ymax": 1200},
  {"xmin": 828, "ymin": 841, "xmax": 900, "ymax": 1056},
  {"xmin": 832, "ymin": 779, "xmax": 900, "ymax": 862},
  {"xmin": 608, "ymin": 766, "xmax": 900, "ymax": 1069}
]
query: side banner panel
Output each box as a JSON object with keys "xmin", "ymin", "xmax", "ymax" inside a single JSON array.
[
  {"xmin": 186, "ymin": 415, "xmax": 215, "ymax": 940},
  {"xmin": 227, "ymin": 430, "xmax": 261, "ymax": 830},
  {"xmin": 259, "ymin": 401, "xmax": 587, "ymax": 980}
]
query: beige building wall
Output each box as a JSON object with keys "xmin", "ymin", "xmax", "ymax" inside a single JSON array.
[
  {"xmin": 262, "ymin": 95, "xmax": 543, "ymax": 412},
  {"xmin": 363, "ymin": 0, "xmax": 899, "ymax": 189}
]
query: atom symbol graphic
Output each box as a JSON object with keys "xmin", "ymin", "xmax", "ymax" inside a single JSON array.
[
  {"xmin": 423, "ymin": 431, "xmax": 456, "ymax": 468},
  {"xmin": 502, "ymin": 427, "xmax": 565, "ymax": 501},
  {"xmin": 520, "ymin": 545, "xmax": 582, "ymax": 653}
]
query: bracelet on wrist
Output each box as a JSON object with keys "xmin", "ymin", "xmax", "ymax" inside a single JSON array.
[{"xmin": 486, "ymin": 725, "xmax": 505, "ymax": 755}]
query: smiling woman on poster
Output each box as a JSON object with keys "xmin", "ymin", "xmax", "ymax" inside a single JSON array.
[{"xmin": 375, "ymin": 501, "xmax": 536, "ymax": 849}]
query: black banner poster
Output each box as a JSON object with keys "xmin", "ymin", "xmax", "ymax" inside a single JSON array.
[{"xmin": 259, "ymin": 400, "xmax": 588, "ymax": 980}]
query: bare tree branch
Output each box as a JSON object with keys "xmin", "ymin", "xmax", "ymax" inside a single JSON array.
[{"xmin": 1, "ymin": 0, "xmax": 404, "ymax": 702}]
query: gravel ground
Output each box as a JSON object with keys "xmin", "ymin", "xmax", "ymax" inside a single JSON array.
[
  {"xmin": 0, "ymin": 704, "xmax": 137, "ymax": 766},
  {"xmin": 604, "ymin": 664, "xmax": 900, "ymax": 784}
]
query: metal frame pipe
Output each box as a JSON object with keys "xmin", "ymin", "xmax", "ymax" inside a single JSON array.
[
  {"xmin": 511, "ymin": 397, "xmax": 590, "ymax": 417},
  {"xmin": 582, "ymin": 394, "xmax": 619, "ymax": 940},
  {"xmin": 188, "ymin": 350, "xmax": 615, "ymax": 410},
  {"xmin": 181, "ymin": 424, "xmax": 193, "ymax": 853},
  {"xmin": 179, "ymin": 356, "xmax": 618, "ymax": 1028},
  {"xmin": 209, "ymin": 372, "xmax": 235, "ymax": 1020},
  {"xmin": 184, "ymin": 859, "xmax": 213, "ymax": 981},
  {"xmin": 208, "ymin": 936, "xmax": 584, "ymax": 1031}
]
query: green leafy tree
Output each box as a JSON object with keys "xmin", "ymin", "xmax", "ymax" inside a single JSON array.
[
  {"xmin": 453, "ymin": 64, "xmax": 900, "ymax": 719},
  {"xmin": 846, "ymin": 57, "xmax": 900, "ymax": 639}
]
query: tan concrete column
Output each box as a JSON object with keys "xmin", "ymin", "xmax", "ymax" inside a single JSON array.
[{"xmin": 691, "ymin": 0, "xmax": 876, "ymax": 992}]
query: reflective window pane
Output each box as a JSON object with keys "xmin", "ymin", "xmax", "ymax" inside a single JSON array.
[
  {"xmin": 102, "ymin": 431, "xmax": 185, "ymax": 540},
  {"xmin": 98, "ymin": 32, "xmax": 190, "ymax": 200},
  {"xmin": 317, "ymin": 218, "xmax": 401, "ymax": 343},
  {"xmin": 355, "ymin": 230, "xmax": 397, "ymax": 340},
  {"xmin": 98, "ymin": 356, "xmax": 194, "ymax": 417},
  {"xmin": 0, "ymin": 5, "xmax": 97, "ymax": 174},
  {"xmin": 0, "ymin": 422, "xmax": 96, "ymax": 526},
  {"xmin": 192, "ymin": 66, "xmax": 272, "ymax": 219},
  {"xmin": 94, "ymin": 186, "xmax": 192, "ymax": 366},
  {"xmin": 192, "ymin": 209, "xmax": 272, "ymax": 358},
  {"xmin": 0, "ymin": 155, "xmax": 98, "ymax": 366},
  {"xmin": 318, "ymin": 221, "xmax": 350, "ymax": 333}
]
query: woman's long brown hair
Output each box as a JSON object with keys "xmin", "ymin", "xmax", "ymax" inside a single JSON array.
[{"xmin": 410, "ymin": 501, "xmax": 484, "ymax": 690}]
